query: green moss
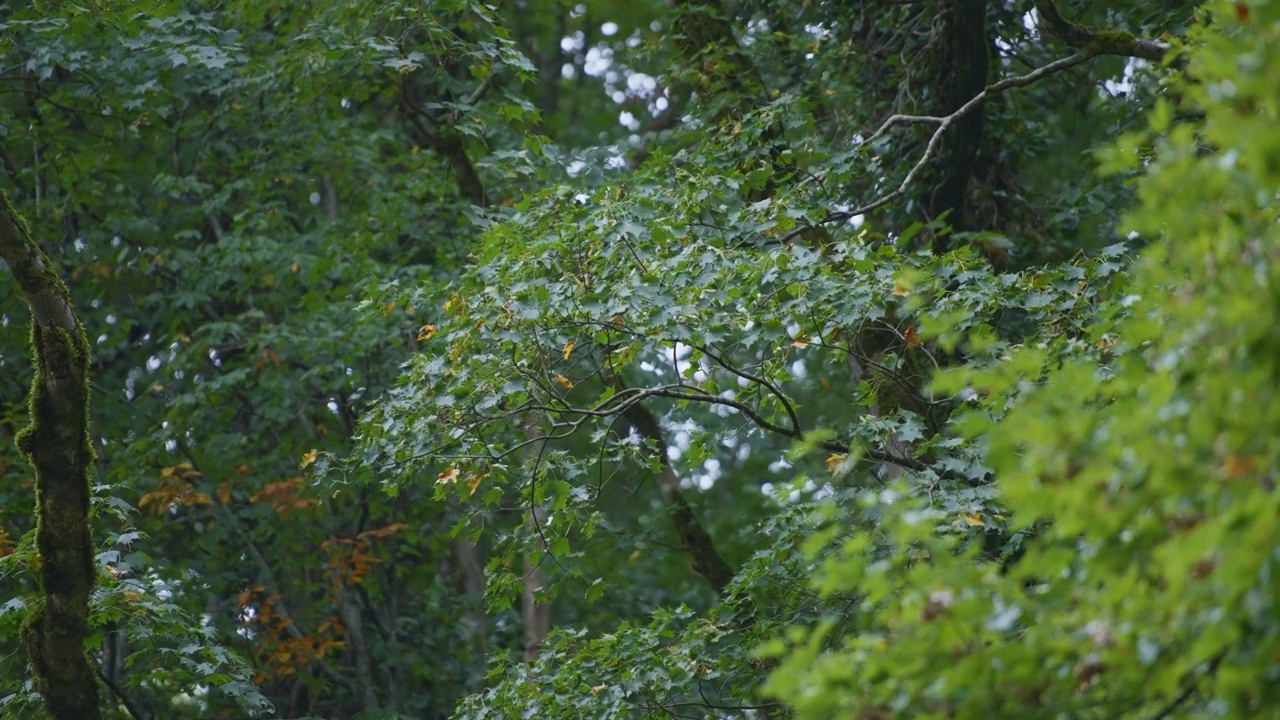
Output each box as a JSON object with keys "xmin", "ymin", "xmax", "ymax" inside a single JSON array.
[
  {"xmin": 2, "ymin": 190, "xmax": 101, "ymax": 718},
  {"xmin": 1085, "ymin": 29, "xmax": 1142, "ymax": 54}
]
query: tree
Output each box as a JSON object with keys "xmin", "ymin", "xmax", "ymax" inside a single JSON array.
[
  {"xmin": 2, "ymin": 0, "xmax": 1273, "ymax": 718},
  {"xmin": 1, "ymin": 191, "xmax": 99, "ymax": 719},
  {"xmin": 768, "ymin": 2, "xmax": 1280, "ymax": 716}
]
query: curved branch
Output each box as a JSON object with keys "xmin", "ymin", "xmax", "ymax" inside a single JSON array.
[
  {"xmin": 1033, "ymin": 0, "xmax": 1182, "ymax": 67},
  {"xmin": 694, "ymin": 343, "xmax": 803, "ymax": 437},
  {"xmin": 781, "ymin": 50, "xmax": 1098, "ymax": 243}
]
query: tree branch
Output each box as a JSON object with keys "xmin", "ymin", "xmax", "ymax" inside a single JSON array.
[
  {"xmin": 398, "ymin": 77, "xmax": 487, "ymax": 207},
  {"xmin": 1033, "ymin": 0, "xmax": 1182, "ymax": 67},
  {"xmin": 782, "ymin": 50, "xmax": 1099, "ymax": 243},
  {"xmin": 1149, "ymin": 649, "xmax": 1228, "ymax": 720}
]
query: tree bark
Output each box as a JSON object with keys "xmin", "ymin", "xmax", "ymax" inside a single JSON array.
[
  {"xmin": 0, "ymin": 190, "xmax": 101, "ymax": 720},
  {"xmin": 927, "ymin": 0, "xmax": 990, "ymax": 249},
  {"xmin": 623, "ymin": 403, "xmax": 735, "ymax": 596},
  {"xmin": 522, "ymin": 504, "xmax": 552, "ymax": 663},
  {"xmin": 336, "ymin": 585, "xmax": 380, "ymax": 713}
]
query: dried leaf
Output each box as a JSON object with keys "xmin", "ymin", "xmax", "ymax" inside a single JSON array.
[
  {"xmin": 300, "ymin": 449, "xmax": 319, "ymax": 468},
  {"xmin": 904, "ymin": 325, "xmax": 921, "ymax": 349}
]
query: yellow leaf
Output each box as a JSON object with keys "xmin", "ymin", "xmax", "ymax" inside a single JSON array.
[
  {"xmin": 792, "ymin": 335, "xmax": 811, "ymax": 349},
  {"xmin": 380, "ymin": 303, "xmax": 396, "ymax": 316},
  {"xmin": 301, "ymin": 449, "xmax": 319, "ymax": 468},
  {"xmin": 826, "ymin": 453, "xmax": 847, "ymax": 475},
  {"xmin": 417, "ymin": 324, "xmax": 437, "ymax": 342},
  {"xmin": 554, "ymin": 374, "xmax": 574, "ymax": 390},
  {"xmin": 467, "ymin": 473, "xmax": 487, "ymax": 495},
  {"xmin": 590, "ymin": 684, "xmax": 609, "ymax": 696},
  {"xmin": 892, "ymin": 280, "xmax": 912, "ymax": 297},
  {"xmin": 181, "ymin": 492, "xmax": 214, "ymax": 506},
  {"xmin": 962, "ymin": 514, "xmax": 984, "ymax": 528},
  {"xmin": 436, "ymin": 467, "xmax": 461, "ymax": 485},
  {"xmin": 562, "ymin": 340, "xmax": 576, "ymax": 361}
]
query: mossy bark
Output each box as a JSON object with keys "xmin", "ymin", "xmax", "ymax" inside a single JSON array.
[
  {"xmin": 1033, "ymin": 0, "xmax": 1178, "ymax": 66},
  {"xmin": 0, "ymin": 190, "xmax": 101, "ymax": 720}
]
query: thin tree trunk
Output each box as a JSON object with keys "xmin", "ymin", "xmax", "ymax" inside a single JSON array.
[
  {"xmin": 520, "ymin": 420, "xmax": 552, "ymax": 663},
  {"xmin": 0, "ymin": 191, "xmax": 101, "ymax": 720},
  {"xmin": 623, "ymin": 403, "xmax": 735, "ymax": 596},
  {"xmin": 453, "ymin": 534, "xmax": 490, "ymax": 679},
  {"xmin": 336, "ymin": 586, "xmax": 380, "ymax": 713}
]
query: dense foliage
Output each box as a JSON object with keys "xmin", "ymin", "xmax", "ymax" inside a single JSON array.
[{"xmin": 0, "ymin": 0, "xmax": 1275, "ymax": 718}]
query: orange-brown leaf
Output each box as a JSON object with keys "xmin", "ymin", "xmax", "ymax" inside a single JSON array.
[{"xmin": 904, "ymin": 325, "xmax": 921, "ymax": 349}]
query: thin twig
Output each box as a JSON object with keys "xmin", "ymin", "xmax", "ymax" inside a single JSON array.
[{"xmin": 781, "ymin": 50, "xmax": 1097, "ymax": 243}]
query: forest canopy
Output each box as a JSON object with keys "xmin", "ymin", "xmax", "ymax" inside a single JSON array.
[{"xmin": 1, "ymin": 0, "xmax": 1278, "ymax": 718}]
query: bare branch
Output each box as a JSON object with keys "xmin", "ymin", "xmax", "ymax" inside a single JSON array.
[{"xmin": 782, "ymin": 50, "xmax": 1098, "ymax": 243}]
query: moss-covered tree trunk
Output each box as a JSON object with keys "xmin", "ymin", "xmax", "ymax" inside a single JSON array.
[{"xmin": 0, "ymin": 191, "xmax": 101, "ymax": 720}]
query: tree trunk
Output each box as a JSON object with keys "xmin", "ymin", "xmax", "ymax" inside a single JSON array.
[{"xmin": 0, "ymin": 190, "xmax": 101, "ymax": 720}]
